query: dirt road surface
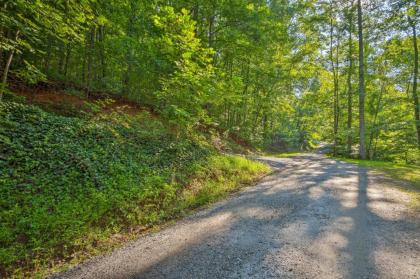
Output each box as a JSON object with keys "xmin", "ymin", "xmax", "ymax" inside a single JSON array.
[{"xmin": 52, "ymin": 154, "xmax": 420, "ymax": 279}]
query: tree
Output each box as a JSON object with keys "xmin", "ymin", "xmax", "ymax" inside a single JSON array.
[
  {"xmin": 0, "ymin": 0, "xmax": 91, "ymax": 100},
  {"xmin": 2, "ymin": 0, "xmax": 419, "ymax": 162},
  {"xmin": 346, "ymin": 2, "xmax": 354, "ymax": 156},
  {"xmin": 357, "ymin": 0, "xmax": 366, "ymax": 159},
  {"xmin": 329, "ymin": 1, "xmax": 340, "ymax": 156},
  {"xmin": 408, "ymin": 13, "xmax": 419, "ymax": 150}
]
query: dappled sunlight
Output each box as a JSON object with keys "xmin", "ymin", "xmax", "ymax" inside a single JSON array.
[
  {"xmin": 340, "ymin": 190, "xmax": 359, "ymax": 209},
  {"xmin": 333, "ymin": 216, "xmax": 355, "ymax": 232},
  {"xmin": 368, "ymin": 198, "xmax": 408, "ymax": 221},
  {"xmin": 367, "ymin": 180, "xmax": 413, "ymax": 221},
  {"xmin": 53, "ymin": 154, "xmax": 420, "ymax": 279},
  {"xmin": 367, "ymin": 186, "xmax": 382, "ymax": 196},
  {"xmin": 373, "ymin": 248, "xmax": 420, "ymax": 278},
  {"xmin": 310, "ymin": 231, "xmax": 349, "ymax": 266},
  {"xmin": 308, "ymin": 185, "xmax": 326, "ymax": 200},
  {"xmin": 239, "ymin": 206, "xmax": 292, "ymax": 221},
  {"xmin": 278, "ymin": 221, "xmax": 311, "ymax": 242},
  {"xmin": 81, "ymin": 211, "xmax": 236, "ymax": 278},
  {"xmin": 4, "ymin": 0, "xmax": 419, "ymax": 275}
]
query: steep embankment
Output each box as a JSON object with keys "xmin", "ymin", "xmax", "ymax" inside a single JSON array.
[{"xmin": 0, "ymin": 96, "xmax": 269, "ymax": 278}]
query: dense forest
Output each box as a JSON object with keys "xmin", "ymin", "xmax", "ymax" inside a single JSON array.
[
  {"xmin": 1, "ymin": 0, "xmax": 418, "ymax": 162},
  {"xmin": 0, "ymin": 0, "xmax": 419, "ymax": 277}
]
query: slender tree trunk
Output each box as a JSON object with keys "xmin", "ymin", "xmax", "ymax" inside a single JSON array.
[
  {"xmin": 63, "ymin": 44, "xmax": 71, "ymax": 77},
  {"xmin": 124, "ymin": 2, "xmax": 136, "ymax": 96},
  {"xmin": 240, "ymin": 59, "xmax": 251, "ymax": 127},
  {"xmin": 0, "ymin": 2, "xmax": 10, "ymax": 74},
  {"xmin": 367, "ymin": 82, "xmax": 384, "ymax": 159},
  {"xmin": 44, "ymin": 38, "xmax": 53, "ymax": 73},
  {"xmin": 191, "ymin": 3, "xmax": 199, "ymax": 37},
  {"xmin": 409, "ymin": 17, "xmax": 420, "ymax": 150},
  {"xmin": 58, "ymin": 42, "xmax": 65, "ymax": 75},
  {"xmin": 82, "ymin": 36, "xmax": 87, "ymax": 86},
  {"xmin": 357, "ymin": 0, "xmax": 366, "ymax": 159},
  {"xmin": 86, "ymin": 28, "xmax": 95, "ymax": 95},
  {"xmin": 0, "ymin": 11, "xmax": 4, "ymax": 71},
  {"xmin": 329, "ymin": 14, "xmax": 339, "ymax": 156},
  {"xmin": 0, "ymin": 30, "xmax": 19, "ymax": 101},
  {"xmin": 335, "ymin": 25, "xmax": 341, "ymax": 154},
  {"xmin": 346, "ymin": 3, "xmax": 354, "ymax": 156},
  {"xmin": 208, "ymin": 15, "xmax": 215, "ymax": 48},
  {"xmin": 99, "ymin": 25, "xmax": 106, "ymax": 80},
  {"xmin": 262, "ymin": 113, "xmax": 268, "ymax": 141}
]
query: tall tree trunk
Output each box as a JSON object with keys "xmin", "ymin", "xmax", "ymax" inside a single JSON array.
[
  {"xmin": 0, "ymin": 3, "xmax": 8, "ymax": 71},
  {"xmin": 346, "ymin": 3, "xmax": 354, "ymax": 156},
  {"xmin": 82, "ymin": 36, "xmax": 87, "ymax": 86},
  {"xmin": 99, "ymin": 25, "xmax": 106, "ymax": 80},
  {"xmin": 357, "ymin": 0, "xmax": 366, "ymax": 159},
  {"xmin": 241, "ymin": 59, "xmax": 251, "ymax": 127},
  {"xmin": 329, "ymin": 13, "xmax": 339, "ymax": 156},
  {"xmin": 0, "ymin": 36, "xmax": 3, "ymax": 72},
  {"xmin": 208, "ymin": 15, "xmax": 215, "ymax": 48},
  {"xmin": 0, "ymin": 30, "xmax": 19, "ymax": 101},
  {"xmin": 44, "ymin": 38, "xmax": 53, "ymax": 74},
  {"xmin": 123, "ymin": 1, "xmax": 136, "ymax": 96},
  {"xmin": 335, "ymin": 23, "xmax": 341, "ymax": 155},
  {"xmin": 191, "ymin": 3, "xmax": 199, "ymax": 37},
  {"xmin": 58, "ymin": 41, "xmax": 65, "ymax": 75},
  {"xmin": 262, "ymin": 113, "xmax": 268, "ymax": 141},
  {"xmin": 86, "ymin": 28, "xmax": 95, "ymax": 95},
  {"xmin": 367, "ymin": 82, "xmax": 384, "ymax": 159},
  {"xmin": 408, "ymin": 17, "xmax": 420, "ymax": 151}
]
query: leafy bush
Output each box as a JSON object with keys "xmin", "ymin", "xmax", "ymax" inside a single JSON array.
[
  {"xmin": 0, "ymin": 101, "xmax": 269, "ymax": 277},
  {"xmin": 0, "ymin": 101, "xmax": 208, "ymax": 273}
]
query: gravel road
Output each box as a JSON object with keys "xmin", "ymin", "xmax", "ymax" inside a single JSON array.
[{"xmin": 52, "ymin": 154, "xmax": 420, "ymax": 279}]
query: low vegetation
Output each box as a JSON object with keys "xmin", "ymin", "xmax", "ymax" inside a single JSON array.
[
  {"xmin": 266, "ymin": 152, "xmax": 304, "ymax": 158},
  {"xmin": 0, "ymin": 100, "xmax": 269, "ymax": 277},
  {"xmin": 336, "ymin": 157, "xmax": 420, "ymax": 208}
]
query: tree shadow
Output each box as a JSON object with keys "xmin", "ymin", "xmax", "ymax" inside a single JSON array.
[
  {"xmin": 130, "ymin": 157, "xmax": 419, "ymax": 278},
  {"xmin": 55, "ymin": 155, "xmax": 420, "ymax": 279}
]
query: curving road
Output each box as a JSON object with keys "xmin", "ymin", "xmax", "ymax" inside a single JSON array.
[{"xmin": 52, "ymin": 154, "xmax": 420, "ymax": 279}]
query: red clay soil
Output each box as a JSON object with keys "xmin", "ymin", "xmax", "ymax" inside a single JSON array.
[
  {"xmin": 18, "ymin": 88, "xmax": 87, "ymax": 108},
  {"xmin": 11, "ymin": 82, "xmax": 149, "ymax": 116},
  {"xmin": 10, "ymin": 80, "xmax": 254, "ymax": 151}
]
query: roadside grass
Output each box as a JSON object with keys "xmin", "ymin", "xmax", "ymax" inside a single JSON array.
[
  {"xmin": 45, "ymin": 154, "xmax": 270, "ymax": 279},
  {"xmin": 335, "ymin": 157, "xmax": 420, "ymax": 208},
  {"xmin": 181, "ymin": 155, "xmax": 270, "ymax": 208},
  {"xmin": 264, "ymin": 151, "xmax": 303, "ymax": 158},
  {"xmin": 0, "ymin": 101, "xmax": 270, "ymax": 278}
]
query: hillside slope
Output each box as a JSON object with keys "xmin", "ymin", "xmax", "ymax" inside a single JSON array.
[{"xmin": 0, "ymin": 97, "xmax": 269, "ymax": 277}]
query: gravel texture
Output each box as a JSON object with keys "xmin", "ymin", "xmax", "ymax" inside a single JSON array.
[{"xmin": 51, "ymin": 154, "xmax": 420, "ymax": 279}]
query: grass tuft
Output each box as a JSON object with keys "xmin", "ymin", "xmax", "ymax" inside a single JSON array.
[{"xmin": 264, "ymin": 152, "xmax": 303, "ymax": 158}]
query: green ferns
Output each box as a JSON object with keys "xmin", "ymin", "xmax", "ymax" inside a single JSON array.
[{"xmin": 0, "ymin": 101, "xmax": 269, "ymax": 277}]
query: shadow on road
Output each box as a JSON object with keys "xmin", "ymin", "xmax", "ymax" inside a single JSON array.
[
  {"xmin": 129, "ymin": 155, "xmax": 419, "ymax": 278},
  {"xmin": 56, "ymin": 155, "xmax": 418, "ymax": 279}
]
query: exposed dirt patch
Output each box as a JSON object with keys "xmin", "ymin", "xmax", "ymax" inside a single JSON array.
[{"xmin": 11, "ymin": 83, "xmax": 151, "ymax": 117}]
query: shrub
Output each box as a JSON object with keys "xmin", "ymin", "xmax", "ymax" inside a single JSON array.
[{"xmin": 0, "ymin": 101, "xmax": 269, "ymax": 277}]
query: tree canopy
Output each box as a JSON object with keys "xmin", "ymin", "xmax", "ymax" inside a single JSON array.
[{"xmin": 1, "ymin": 0, "xmax": 419, "ymax": 163}]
